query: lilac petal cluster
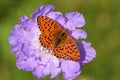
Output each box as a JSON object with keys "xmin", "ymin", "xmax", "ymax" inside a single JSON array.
[{"xmin": 8, "ymin": 5, "xmax": 96, "ymax": 80}]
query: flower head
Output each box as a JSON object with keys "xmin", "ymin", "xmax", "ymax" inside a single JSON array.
[{"xmin": 8, "ymin": 5, "xmax": 96, "ymax": 80}]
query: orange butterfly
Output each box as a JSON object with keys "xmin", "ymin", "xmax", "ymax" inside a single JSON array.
[{"xmin": 37, "ymin": 16, "xmax": 80, "ymax": 61}]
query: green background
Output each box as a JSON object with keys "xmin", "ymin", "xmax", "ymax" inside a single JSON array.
[{"xmin": 0, "ymin": 0, "xmax": 120, "ymax": 80}]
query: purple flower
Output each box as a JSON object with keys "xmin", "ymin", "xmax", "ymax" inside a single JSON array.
[{"xmin": 8, "ymin": 5, "xmax": 96, "ymax": 80}]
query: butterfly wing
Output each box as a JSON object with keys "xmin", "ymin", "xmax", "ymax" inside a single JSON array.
[
  {"xmin": 53, "ymin": 35, "xmax": 80, "ymax": 61},
  {"xmin": 39, "ymin": 33, "xmax": 53, "ymax": 48},
  {"xmin": 37, "ymin": 16, "xmax": 62, "ymax": 34},
  {"xmin": 37, "ymin": 16, "xmax": 63, "ymax": 48}
]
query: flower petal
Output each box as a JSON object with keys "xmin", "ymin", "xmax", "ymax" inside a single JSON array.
[
  {"xmin": 61, "ymin": 60, "xmax": 80, "ymax": 80},
  {"xmin": 16, "ymin": 55, "xmax": 38, "ymax": 71},
  {"xmin": 77, "ymin": 41, "xmax": 96, "ymax": 64},
  {"xmin": 47, "ymin": 12, "xmax": 65, "ymax": 27},
  {"xmin": 31, "ymin": 5, "xmax": 54, "ymax": 19},
  {"xmin": 71, "ymin": 29, "xmax": 87, "ymax": 40},
  {"xmin": 50, "ymin": 58, "xmax": 61, "ymax": 79},
  {"xmin": 19, "ymin": 16, "xmax": 29, "ymax": 24},
  {"xmin": 65, "ymin": 12, "xmax": 85, "ymax": 30},
  {"xmin": 8, "ymin": 25, "xmax": 22, "ymax": 46},
  {"xmin": 32, "ymin": 65, "xmax": 47, "ymax": 78},
  {"xmin": 32, "ymin": 58, "xmax": 61, "ymax": 79}
]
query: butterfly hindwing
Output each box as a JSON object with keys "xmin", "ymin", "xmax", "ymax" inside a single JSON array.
[{"xmin": 53, "ymin": 35, "xmax": 80, "ymax": 61}]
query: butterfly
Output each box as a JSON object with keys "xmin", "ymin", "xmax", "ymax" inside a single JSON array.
[{"xmin": 37, "ymin": 16, "xmax": 80, "ymax": 61}]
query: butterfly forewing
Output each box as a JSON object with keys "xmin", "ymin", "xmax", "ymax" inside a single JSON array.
[
  {"xmin": 37, "ymin": 16, "xmax": 62, "ymax": 33},
  {"xmin": 37, "ymin": 16, "xmax": 62, "ymax": 48}
]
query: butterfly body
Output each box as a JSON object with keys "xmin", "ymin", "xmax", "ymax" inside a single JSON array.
[
  {"xmin": 37, "ymin": 16, "xmax": 80, "ymax": 61},
  {"xmin": 54, "ymin": 29, "xmax": 68, "ymax": 48}
]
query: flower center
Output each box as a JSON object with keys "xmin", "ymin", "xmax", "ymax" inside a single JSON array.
[{"xmin": 31, "ymin": 29, "xmax": 56, "ymax": 61}]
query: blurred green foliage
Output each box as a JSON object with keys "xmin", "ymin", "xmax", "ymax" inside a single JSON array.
[{"xmin": 0, "ymin": 0, "xmax": 120, "ymax": 80}]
